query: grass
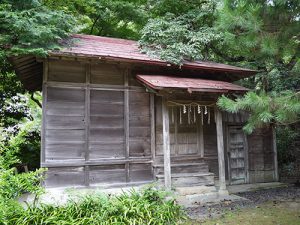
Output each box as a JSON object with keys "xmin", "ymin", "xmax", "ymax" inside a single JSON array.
[
  {"xmin": 187, "ymin": 200, "xmax": 300, "ymax": 225},
  {"xmin": 1, "ymin": 187, "xmax": 187, "ymax": 225}
]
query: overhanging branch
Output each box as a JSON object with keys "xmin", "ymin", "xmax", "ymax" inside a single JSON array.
[{"xmin": 30, "ymin": 92, "xmax": 42, "ymax": 109}]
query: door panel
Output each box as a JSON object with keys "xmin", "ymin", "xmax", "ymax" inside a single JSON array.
[
  {"xmin": 173, "ymin": 106, "xmax": 199, "ymax": 155},
  {"xmin": 227, "ymin": 126, "xmax": 248, "ymax": 184}
]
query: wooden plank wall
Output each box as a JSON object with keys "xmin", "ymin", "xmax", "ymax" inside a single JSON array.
[
  {"xmin": 203, "ymin": 120, "xmax": 219, "ymax": 176},
  {"xmin": 42, "ymin": 59, "xmax": 153, "ymax": 188},
  {"xmin": 42, "ymin": 59, "xmax": 275, "ymax": 187},
  {"xmin": 223, "ymin": 112, "xmax": 276, "ymax": 183},
  {"xmin": 247, "ymin": 128, "xmax": 276, "ymax": 183},
  {"xmin": 155, "ymin": 99, "xmax": 201, "ymax": 158}
]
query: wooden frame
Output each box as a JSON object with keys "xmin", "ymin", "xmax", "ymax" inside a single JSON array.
[
  {"xmin": 41, "ymin": 59, "xmax": 48, "ymax": 165},
  {"xmin": 215, "ymin": 107, "xmax": 227, "ymax": 191},
  {"xmin": 162, "ymin": 97, "xmax": 171, "ymax": 189},
  {"xmin": 40, "ymin": 57, "xmax": 278, "ymax": 189},
  {"xmin": 42, "ymin": 59, "xmax": 153, "ymax": 187},
  {"xmin": 226, "ymin": 125, "xmax": 249, "ymax": 185},
  {"xmin": 272, "ymin": 126, "xmax": 279, "ymax": 181}
]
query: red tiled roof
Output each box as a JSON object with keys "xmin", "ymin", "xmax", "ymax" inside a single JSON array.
[
  {"xmin": 136, "ymin": 75, "xmax": 249, "ymax": 93},
  {"xmin": 51, "ymin": 34, "xmax": 256, "ymax": 74}
]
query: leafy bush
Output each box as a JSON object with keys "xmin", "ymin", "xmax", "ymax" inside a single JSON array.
[
  {"xmin": 0, "ymin": 167, "xmax": 45, "ymax": 200},
  {"xmin": 0, "ymin": 129, "xmax": 45, "ymax": 201},
  {"xmin": 3, "ymin": 188, "xmax": 186, "ymax": 225},
  {"xmin": 0, "ymin": 138, "xmax": 45, "ymax": 224},
  {"xmin": 139, "ymin": 1, "xmax": 221, "ymax": 65},
  {"xmin": 1, "ymin": 121, "xmax": 41, "ymax": 171},
  {"xmin": 277, "ymin": 126, "xmax": 299, "ymax": 175},
  {"xmin": 1, "ymin": 93, "xmax": 42, "ymax": 171}
]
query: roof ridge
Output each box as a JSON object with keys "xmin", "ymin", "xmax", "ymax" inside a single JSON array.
[
  {"xmin": 50, "ymin": 34, "xmax": 257, "ymax": 75},
  {"xmin": 72, "ymin": 34, "xmax": 137, "ymax": 45}
]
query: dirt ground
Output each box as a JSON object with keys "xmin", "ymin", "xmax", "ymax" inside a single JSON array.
[{"xmin": 185, "ymin": 186, "xmax": 300, "ymax": 224}]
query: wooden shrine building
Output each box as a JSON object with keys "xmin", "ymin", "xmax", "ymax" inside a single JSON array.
[{"xmin": 11, "ymin": 34, "xmax": 279, "ymax": 192}]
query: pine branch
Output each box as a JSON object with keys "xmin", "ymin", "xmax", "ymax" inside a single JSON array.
[{"xmin": 210, "ymin": 45, "xmax": 247, "ymax": 62}]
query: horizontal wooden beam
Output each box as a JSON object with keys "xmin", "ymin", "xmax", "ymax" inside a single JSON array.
[{"xmin": 42, "ymin": 158, "xmax": 153, "ymax": 168}]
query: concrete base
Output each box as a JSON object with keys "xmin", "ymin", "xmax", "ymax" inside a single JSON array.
[
  {"xmin": 176, "ymin": 185, "xmax": 217, "ymax": 196},
  {"xmin": 19, "ymin": 185, "xmax": 146, "ymax": 206},
  {"xmin": 176, "ymin": 182, "xmax": 286, "ymax": 207},
  {"xmin": 19, "ymin": 181, "xmax": 287, "ymax": 207},
  {"xmin": 227, "ymin": 182, "xmax": 287, "ymax": 194},
  {"xmin": 175, "ymin": 185, "xmax": 237, "ymax": 207},
  {"xmin": 218, "ymin": 189, "xmax": 229, "ymax": 196},
  {"xmin": 176, "ymin": 191, "xmax": 246, "ymax": 207}
]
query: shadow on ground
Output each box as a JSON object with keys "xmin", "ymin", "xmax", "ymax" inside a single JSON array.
[{"xmin": 186, "ymin": 185, "xmax": 300, "ymax": 224}]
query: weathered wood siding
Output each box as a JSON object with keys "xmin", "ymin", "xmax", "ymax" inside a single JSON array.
[
  {"xmin": 42, "ymin": 58, "xmax": 276, "ymax": 187},
  {"xmin": 247, "ymin": 128, "xmax": 276, "ymax": 183},
  {"xmin": 155, "ymin": 98, "xmax": 203, "ymax": 158},
  {"xmin": 223, "ymin": 112, "xmax": 276, "ymax": 183},
  {"xmin": 42, "ymin": 59, "xmax": 153, "ymax": 187}
]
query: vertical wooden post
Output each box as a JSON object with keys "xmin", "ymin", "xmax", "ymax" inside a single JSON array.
[
  {"xmin": 150, "ymin": 94, "xmax": 156, "ymax": 180},
  {"xmin": 199, "ymin": 121, "xmax": 204, "ymax": 157},
  {"xmin": 215, "ymin": 106, "xmax": 227, "ymax": 192},
  {"xmin": 124, "ymin": 69, "xmax": 130, "ymax": 183},
  {"xmin": 41, "ymin": 58, "xmax": 48, "ymax": 166},
  {"xmin": 150, "ymin": 94, "xmax": 155, "ymax": 161},
  {"xmin": 272, "ymin": 126, "xmax": 279, "ymax": 181},
  {"xmin": 84, "ymin": 63, "xmax": 91, "ymax": 186},
  {"xmin": 162, "ymin": 97, "xmax": 171, "ymax": 190}
]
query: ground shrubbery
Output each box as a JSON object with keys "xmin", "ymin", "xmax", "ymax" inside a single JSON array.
[
  {"xmin": 1, "ymin": 187, "xmax": 186, "ymax": 225},
  {"xmin": 0, "ymin": 92, "xmax": 185, "ymax": 225},
  {"xmin": 0, "ymin": 133, "xmax": 45, "ymax": 225}
]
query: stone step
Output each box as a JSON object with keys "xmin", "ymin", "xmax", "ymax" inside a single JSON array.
[
  {"xmin": 156, "ymin": 172, "xmax": 215, "ymax": 187},
  {"xmin": 176, "ymin": 185, "xmax": 217, "ymax": 196}
]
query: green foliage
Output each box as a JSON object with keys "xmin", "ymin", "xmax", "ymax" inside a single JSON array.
[
  {"xmin": 0, "ymin": 165, "xmax": 45, "ymax": 224},
  {"xmin": 2, "ymin": 187, "xmax": 186, "ymax": 225},
  {"xmin": 0, "ymin": 71, "xmax": 25, "ymax": 129},
  {"xmin": 0, "ymin": 0, "xmax": 77, "ymax": 58},
  {"xmin": 0, "ymin": 1, "xmax": 76, "ymax": 167},
  {"xmin": 0, "ymin": 167, "xmax": 45, "ymax": 200},
  {"xmin": 276, "ymin": 126, "xmax": 298, "ymax": 172},
  {"xmin": 217, "ymin": 91, "xmax": 300, "ymax": 133},
  {"xmin": 1, "ymin": 121, "xmax": 41, "ymax": 171},
  {"xmin": 0, "ymin": 134, "xmax": 44, "ymax": 203},
  {"xmin": 139, "ymin": 0, "xmax": 221, "ymax": 64},
  {"xmin": 1, "ymin": 93, "xmax": 41, "ymax": 170},
  {"xmin": 217, "ymin": 0, "xmax": 300, "ymax": 63},
  {"xmin": 0, "ymin": 94, "xmax": 30, "ymax": 129},
  {"xmin": 0, "ymin": 198, "xmax": 24, "ymax": 225},
  {"xmin": 43, "ymin": 0, "xmax": 147, "ymax": 40},
  {"xmin": 216, "ymin": 0, "xmax": 300, "ymax": 91}
]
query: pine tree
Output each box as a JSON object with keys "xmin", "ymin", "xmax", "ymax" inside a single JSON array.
[
  {"xmin": 217, "ymin": 91, "xmax": 300, "ymax": 133},
  {"xmin": 216, "ymin": 0, "xmax": 300, "ymax": 91}
]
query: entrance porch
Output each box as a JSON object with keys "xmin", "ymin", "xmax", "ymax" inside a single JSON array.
[{"xmin": 137, "ymin": 75, "xmax": 251, "ymax": 194}]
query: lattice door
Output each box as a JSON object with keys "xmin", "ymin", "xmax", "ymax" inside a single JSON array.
[{"xmin": 227, "ymin": 126, "xmax": 248, "ymax": 184}]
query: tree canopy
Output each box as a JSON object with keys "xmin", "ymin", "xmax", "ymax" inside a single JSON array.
[
  {"xmin": 139, "ymin": 0, "xmax": 221, "ymax": 64},
  {"xmin": 0, "ymin": 0, "xmax": 77, "ymax": 58}
]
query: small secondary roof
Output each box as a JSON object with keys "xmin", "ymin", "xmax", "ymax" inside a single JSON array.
[{"xmin": 136, "ymin": 75, "xmax": 249, "ymax": 93}]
